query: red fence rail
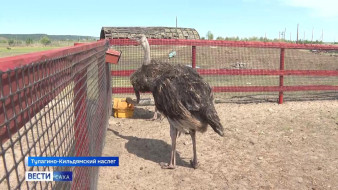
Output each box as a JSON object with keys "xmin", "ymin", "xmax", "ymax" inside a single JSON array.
[
  {"xmin": 109, "ymin": 39, "xmax": 338, "ymax": 49},
  {"xmin": 110, "ymin": 39, "xmax": 338, "ymax": 104},
  {"xmin": 112, "ymin": 69, "xmax": 338, "ymax": 77}
]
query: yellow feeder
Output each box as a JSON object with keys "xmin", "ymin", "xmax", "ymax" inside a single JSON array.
[{"xmin": 113, "ymin": 98, "xmax": 134, "ymax": 118}]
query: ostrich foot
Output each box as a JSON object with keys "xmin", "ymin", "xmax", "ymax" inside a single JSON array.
[
  {"xmin": 190, "ymin": 160, "xmax": 199, "ymax": 169},
  {"xmin": 159, "ymin": 162, "xmax": 175, "ymax": 169}
]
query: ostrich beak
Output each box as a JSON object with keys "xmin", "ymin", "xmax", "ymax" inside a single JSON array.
[{"xmin": 126, "ymin": 90, "xmax": 140, "ymax": 105}]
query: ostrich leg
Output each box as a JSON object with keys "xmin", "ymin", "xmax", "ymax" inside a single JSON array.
[
  {"xmin": 160, "ymin": 123, "xmax": 178, "ymax": 169},
  {"xmin": 190, "ymin": 130, "xmax": 199, "ymax": 169}
]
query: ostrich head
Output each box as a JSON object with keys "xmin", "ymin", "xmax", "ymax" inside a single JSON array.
[
  {"xmin": 130, "ymin": 65, "xmax": 156, "ymax": 104},
  {"xmin": 131, "ymin": 34, "xmax": 151, "ymax": 65}
]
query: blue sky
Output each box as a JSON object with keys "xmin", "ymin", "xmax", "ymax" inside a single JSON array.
[{"xmin": 1, "ymin": 0, "xmax": 337, "ymax": 42}]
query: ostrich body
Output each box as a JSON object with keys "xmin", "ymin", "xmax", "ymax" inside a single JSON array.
[
  {"xmin": 130, "ymin": 60, "xmax": 174, "ymax": 104},
  {"xmin": 129, "ymin": 35, "xmax": 224, "ymax": 169}
]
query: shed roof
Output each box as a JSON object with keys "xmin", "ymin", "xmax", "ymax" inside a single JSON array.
[{"xmin": 100, "ymin": 27, "xmax": 200, "ymax": 40}]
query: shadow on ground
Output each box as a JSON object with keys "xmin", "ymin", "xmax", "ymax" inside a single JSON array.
[
  {"xmin": 131, "ymin": 107, "xmax": 163, "ymax": 120},
  {"xmin": 108, "ymin": 128, "xmax": 191, "ymax": 168}
]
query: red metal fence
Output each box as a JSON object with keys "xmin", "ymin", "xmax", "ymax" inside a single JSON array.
[
  {"xmin": 0, "ymin": 40, "xmax": 111, "ymax": 189},
  {"xmin": 109, "ymin": 39, "xmax": 338, "ymax": 103}
]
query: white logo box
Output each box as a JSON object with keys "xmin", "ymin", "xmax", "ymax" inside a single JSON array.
[{"xmin": 25, "ymin": 172, "xmax": 53, "ymax": 181}]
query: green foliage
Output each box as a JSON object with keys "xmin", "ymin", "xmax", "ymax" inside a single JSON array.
[
  {"xmin": 26, "ymin": 38, "xmax": 33, "ymax": 46},
  {"xmin": 40, "ymin": 36, "xmax": 51, "ymax": 46},
  {"xmin": 249, "ymin": 36, "xmax": 258, "ymax": 41},
  {"xmin": 0, "ymin": 39, "xmax": 7, "ymax": 43},
  {"xmin": 259, "ymin": 37, "xmax": 268, "ymax": 41},
  {"xmin": 8, "ymin": 39, "xmax": 15, "ymax": 46},
  {"xmin": 224, "ymin": 36, "xmax": 240, "ymax": 41},
  {"xmin": 297, "ymin": 39, "xmax": 323, "ymax": 44},
  {"xmin": 206, "ymin": 31, "xmax": 214, "ymax": 40},
  {"xmin": 211, "ymin": 34, "xmax": 327, "ymax": 44},
  {"xmin": 16, "ymin": 40, "xmax": 23, "ymax": 45}
]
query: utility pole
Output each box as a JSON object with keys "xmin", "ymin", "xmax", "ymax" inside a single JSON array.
[
  {"xmin": 279, "ymin": 32, "xmax": 281, "ymax": 41},
  {"xmin": 321, "ymin": 29, "xmax": 324, "ymax": 42},
  {"xmin": 312, "ymin": 27, "xmax": 314, "ymax": 42},
  {"xmin": 290, "ymin": 32, "xmax": 291, "ymax": 42},
  {"xmin": 175, "ymin": 16, "xmax": 178, "ymax": 38},
  {"xmin": 296, "ymin": 24, "xmax": 299, "ymax": 43}
]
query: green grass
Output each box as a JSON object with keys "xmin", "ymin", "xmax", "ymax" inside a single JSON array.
[
  {"xmin": 0, "ymin": 46, "xmax": 63, "ymax": 58},
  {"xmin": 0, "ymin": 40, "xmax": 85, "ymax": 58}
]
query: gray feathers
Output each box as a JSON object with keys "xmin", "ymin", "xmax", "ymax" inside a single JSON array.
[{"xmin": 130, "ymin": 62, "xmax": 224, "ymax": 136}]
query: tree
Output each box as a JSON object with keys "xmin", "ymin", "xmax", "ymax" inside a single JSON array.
[
  {"xmin": 40, "ymin": 36, "xmax": 51, "ymax": 46},
  {"xmin": 26, "ymin": 38, "xmax": 33, "ymax": 46},
  {"xmin": 216, "ymin": 36, "xmax": 224, "ymax": 40},
  {"xmin": 249, "ymin": 36, "xmax": 259, "ymax": 41},
  {"xmin": 8, "ymin": 39, "xmax": 14, "ymax": 46},
  {"xmin": 206, "ymin": 31, "xmax": 214, "ymax": 40}
]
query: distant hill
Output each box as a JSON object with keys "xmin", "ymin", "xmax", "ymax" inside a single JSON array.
[{"xmin": 0, "ymin": 34, "xmax": 98, "ymax": 41}]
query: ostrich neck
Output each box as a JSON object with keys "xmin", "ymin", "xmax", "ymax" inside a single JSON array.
[{"xmin": 143, "ymin": 41, "xmax": 151, "ymax": 65}]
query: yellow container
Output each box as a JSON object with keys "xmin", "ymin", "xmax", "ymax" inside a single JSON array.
[{"xmin": 113, "ymin": 98, "xmax": 134, "ymax": 118}]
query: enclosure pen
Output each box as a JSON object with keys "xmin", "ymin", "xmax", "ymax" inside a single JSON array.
[{"xmin": 0, "ymin": 36, "xmax": 337, "ymax": 189}]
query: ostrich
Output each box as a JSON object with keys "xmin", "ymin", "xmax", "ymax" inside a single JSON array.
[{"xmin": 128, "ymin": 35, "xmax": 224, "ymax": 169}]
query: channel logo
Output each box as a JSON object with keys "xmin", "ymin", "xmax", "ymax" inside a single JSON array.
[{"xmin": 25, "ymin": 171, "xmax": 72, "ymax": 181}]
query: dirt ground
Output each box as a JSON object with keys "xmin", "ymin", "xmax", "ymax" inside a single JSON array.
[{"xmin": 97, "ymin": 100, "xmax": 338, "ymax": 190}]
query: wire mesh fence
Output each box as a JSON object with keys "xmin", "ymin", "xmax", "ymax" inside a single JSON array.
[
  {"xmin": 0, "ymin": 40, "xmax": 110, "ymax": 190},
  {"xmin": 110, "ymin": 39, "xmax": 338, "ymax": 103}
]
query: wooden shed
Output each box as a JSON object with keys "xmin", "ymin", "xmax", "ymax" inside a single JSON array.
[{"xmin": 100, "ymin": 27, "xmax": 200, "ymax": 40}]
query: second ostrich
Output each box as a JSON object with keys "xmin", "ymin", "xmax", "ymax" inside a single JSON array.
[{"xmin": 129, "ymin": 35, "xmax": 224, "ymax": 169}]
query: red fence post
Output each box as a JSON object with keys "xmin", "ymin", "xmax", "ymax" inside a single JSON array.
[
  {"xmin": 192, "ymin": 46, "xmax": 196, "ymax": 69},
  {"xmin": 279, "ymin": 48, "xmax": 285, "ymax": 104}
]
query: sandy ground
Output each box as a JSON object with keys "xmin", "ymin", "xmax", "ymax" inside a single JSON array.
[{"xmin": 98, "ymin": 100, "xmax": 338, "ymax": 190}]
